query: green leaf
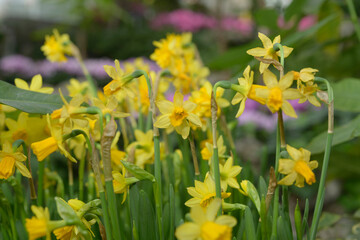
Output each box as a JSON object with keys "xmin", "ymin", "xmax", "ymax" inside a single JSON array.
[
  {"xmin": 244, "ymin": 207, "xmax": 256, "ymax": 240},
  {"xmin": 317, "ymin": 212, "xmax": 341, "ymax": 230},
  {"xmin": 54, "ymin": 197, "xmax": 79, "ymax": 223},
  {"xmin": 247, "ymin": 181, "xmax": 261, "ymax": 215},
  {"xmin": 0, "ymin": 80, "xmax": 67, "ymax": 114},
  {"xmin": 121, "ymin": 160, "xmax": 155, "ymax": 182},
  {"xmin": 307, "ymin": 114, "xmax": 360, "ymax": 154},
  {"xmin": 333, "ymin": 78, "xmax": 360, "ymax": 112}
]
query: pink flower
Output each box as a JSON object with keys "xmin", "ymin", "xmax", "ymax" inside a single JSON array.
[{"xmin": 298, "ymin": 15, "xmax": 317, "ymax": 31}]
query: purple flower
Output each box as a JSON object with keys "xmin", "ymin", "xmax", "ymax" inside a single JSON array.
[{"xmin": 298, "ymin": 15, "xmax": 317, "ymax": 31}]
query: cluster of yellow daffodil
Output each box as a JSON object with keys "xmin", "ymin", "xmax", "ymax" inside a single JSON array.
[{"xmin": 0, "ymin": 29, "xmax": 328, "ymax": 240}]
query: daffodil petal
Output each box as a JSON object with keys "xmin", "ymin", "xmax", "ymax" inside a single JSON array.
[
  {"xmin": 14, "ymin": 161, "xmax": 31, "ymax": 178},
  {"xmin": 246, "ymin": 47, "xmax": 267, "ymax": 57},
  {"xmin": 154, "ymin": 115, "xmax": 171, "ymax": 128},
  {"xmin": 282, "ymin": 100, "xmax": 298, "ymax": 118},
  {"xmin": 156, "ymin": 100, "xmax": 173, "ymax": 114},
  {"xmin": 235, "ymin": 100, "xmax": 246, "ymax": 118},
  {"xmin": 231, "ymin": 92, "xmax": 244, "ymax": 105},
  {"xmin": 279, "ymin": 72, "xmax": 294, "ymax": 89},
  {"xmin": 14, "ymin": 78, "xmax": 29, "ymax": 90},
  {"xmin": 175, "ymin": 222, "xmax": 200, "ymax": 240},
  {"xmin": 263, "ymin": 69, "xmax": 278, "ymax": 88},
  {"xmin": 215, "ymin": 215, "xmax": 237, "ymax": 228},
  {"xmin": 278, "ymin": 159, "xmax": 295, "ymax": 174},
  {"xmin": 30, "ymin": 74, "xmax": 42, "ymax": 90},
  {"xmin": 258, "ymin": 32, "xmax": 273, "ymax": 49},
  {"xmin": 183, "ymin": 101, "xmax": 197, "ymax": 112},
  {"xmin": 283, "ymin": 89, "xmax": 302, "ymax": 100},
  {"xmin": 187, "ymin": 113, "xmax": 202, "ymax": 127},
  {"xmin": 278, "ymin": 172, "xmax": 297, "ymax": 186}
]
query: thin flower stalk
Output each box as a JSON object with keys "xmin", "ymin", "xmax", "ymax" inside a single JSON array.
[
  {"xmin": 309, "ymin": 77, "xmax": 334, "ymax": 240},
  {"xmin": 211, "ymin": 91, "xmax": 222, "ymax": 215},
  {"xmin": 271, "ymin": 43, "xmax": 285, "ymax": 240},
  {"xmin": 189, "ymin": 130, "xmax": 200, "ymax": 179}
]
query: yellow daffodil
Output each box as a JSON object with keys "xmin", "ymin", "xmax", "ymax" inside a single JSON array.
[
  {"xmin": 103, "ymin": 59, "xmax": 134, "ymax": 101},
  {"xmin": 92, "ymin": 95, "xmax": 129, "ymax": 119},
  {"xmin": 247, "ymin": 32, "xmax": 293, "ymax": 73},
  {"xmin": 15, "ymin": 74, "xmax": 54, "ymax": 94},
  {"xmin": 185, "ymin": 173, "xmax": 231, "ymax": 208},
  {"xmin": 26, "ymin": 206, "xmax": 65, "ymax": 240},
  {"xmin": 51, "ymin": 92, "xmax": 88, "ymax": 134},
  {"xmin": 150, "ymin": 33, "xmax": 192, "ymax": 69},
  {"xmin": 298, "ymin": 82, "xmax": 321, "ymax": 107},
  {"xmin": 154, "ymin": 91, "xmax": 202, "ymax": 139},
  {"xmin": 0, "ymin": 141, "xmax": 31, "ymax": 179},
  {"xmin": 113, "ymin": 170, "xmax": 139, "ymax": 203},
  {"xmin": 66, "ymin": 78, "xmax": 89, "ymax": 97},
  {"xmin": 278, "ymin": 145, "xmax": 318, "ymax": 187},
  {"xmin": 31, "ymin": 115, "xmax": 77, "ymax": 162},
  {"xmin": 238, "ymin": 180, "xmax": 250, "ymax": 196},
  {"xmin": 0, "ymin": 104, "xmax": 16, "ymax": 131},
  {"xmin": 175, "ymin": 198, "xmax": 237, "ymax": 240},
  {"xmin": 1, "ymin": 112, "xmax": 48, "ymax": 145},
  {"xmin": 293, "ymin": 68, "xmax": 318, "ymax": 86},
  {"xmin": 53, "ymin": 199, "xmax": 95, "ymax": 240},
  {"xmin": 41, "ymin": 29, "xmax": 72, "ymax": 62},
  {"xmin": 109, "ymin": 131, "xmax": 126, "ymax": 171},
  {"xmin": 255, "ymin": 69, "xmax": 301, "ymax": 118},
  {"xmin": 231, "ymin": 66, "xmax": 267, "ymax": 117},
  {"xmin": 219, "ymin": 157, "xmax": 241, "ymax": 190},
  {"xmin": 127, "ymin": 130, "xmax": 154, "ymax": 168},
  {"xmin": 190, "ymin": 81, "xmax": 229, "ymax": 120},
  {"xmin": 293, "ymin": 68, "xmax": 321, "ymax": 107},
  {"xmin": 201, "ymin": 135, "xmax": 227, "ymax": 164}
]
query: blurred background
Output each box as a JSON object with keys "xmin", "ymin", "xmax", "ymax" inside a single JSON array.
[{"xmin": 0, "ymin": 0, "xmax": 360, "ymax": 238}]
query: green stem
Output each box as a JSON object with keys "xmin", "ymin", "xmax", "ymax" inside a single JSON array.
[
  {"xmin": 37, "ymin": 160, "xmax": 45, "ymax": 206},
  {"xmin": 273, "ymin": 43, "xmax": 284, "ymax": 67},
  {"xmin": 309, "ymin": 96, "xmax": 334, "ymax": 239},
  {"xmin": 346, "ymin": 0, "xmax": 360, "ymax": 43},
  {"xmin": 67, "ymin": 159, "xmax": 74, "ymax": 199},
  {"xmin": 105, "ymin": 180, "xmax": 122, "ymax": 240},
  {"xmin": 271, "ymin": 121, "xmax": 281, "ymax": 239},
  {"xmin": 99, "ymin": 191, "xmax": 113, "ymax": 240},
  {"xmin": 79, "ymin": 150, "xmax": 86, "ymax": 201},
  {"xmin": 211, "ymin": 89, "xmax": 222, "ymax": 215},
  {"xmin": 189, "ymin": 131, "xmax": 200, "ymax": 179},
  {"xmin": 154, "ymin": 135, "xmax": 163, "ymax": 240},
  {"xmin": 71, "ymin": 44, "xmax": 98, "ymax": 97}
]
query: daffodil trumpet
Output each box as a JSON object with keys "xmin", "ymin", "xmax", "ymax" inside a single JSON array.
[{"xmin": 309, "ymin": 77, "xmax": 334, "ymax": 240}]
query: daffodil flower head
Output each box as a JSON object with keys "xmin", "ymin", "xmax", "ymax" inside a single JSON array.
[
  {"xmin": 154, "ymin": 91, "xmax": 202, "ymax": 139},
  {"xmin": 31, "ymin": 115, "xmax": 77, "ymax": 162},
  {"xmin": 231, "ymin": 65, "xmax": 265, "ymax": 117},
  {"xmin": 26, "ymin": 206, "xmax": 65, "ymax": 240},
  {"xmin": 66, "ymin": 78, "xmax": 89, "ymax": 97},
  {"xmin": 247, "ymin": 32, "xmax": 293, "ymax": 73},
  {"xmin": 238, "ymin": 180, "xmax": 249, "ymax": 196},
  {"xmin": 15, "ymin": 74, "xmax": 54, "ymax": 94},
  {"xmin": 103, "ymin": 59, "xmax": 134, "ymax": 101},
  {"xmin": 255, "ymin": 69, "xmax": 302, "ymax": 118},
  {"xmin": 127, "ymin": 129, "xmax": 155, "ymax": 168},
  {"xmin": 185, "ymin": 173, "xmax": 231, "ymax": 208},
  {"xmin": 41, "ymin": 29, "xmax": 72, "ymax": 63},
  {"xmin": 0, "ymin": 141, "xmax": 31, "ymax": 179},
  {"xmin": 51, "ymin": 91, "xmax": 88, "ymax": 134},
  {"xmin": 191, "ymin": 81, "xmax": 229, "ymax": 121},
  {"xmin": 219, "ymin": 157, "xmax": 242, "ymax": 191},
  {"xmin": 175, "ymin": 198, "xmax": 237, "ymax": 240},
  {"xmin": 112, "ymin": 170, "xmax": 139, "ymax": 203},
  {"xmin": 293, "ymin": 68, "xmax": 318, "ymax": 86},
  {"xmin": 201, "ymin": 135, "xmax": 227, "ymax": 164},
  {"xmin": 278, "ymin": 145, "xmax": 318, "ymax": 187}
]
